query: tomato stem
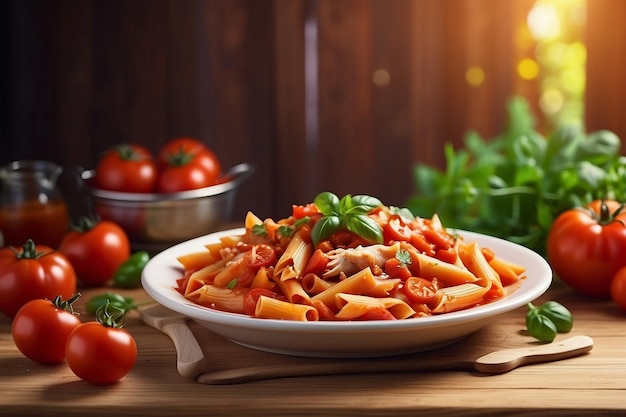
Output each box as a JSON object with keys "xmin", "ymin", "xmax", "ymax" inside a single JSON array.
[
  {"xmin": 95, "ymin": 300, "xmax": 127, "ymax": 328},
  {"xmin": 53, "ymin": 293, "xmax": 82, "ymax": 315},
  {"xmin": 10, "ymin": 239, "xmax": 49, "ymax": 260},
  {"xmin": 70, "ymin": 214, "xmax": 100, "ymax": 232},
  {"xmin": 165, "ymin": 146, "xmax": 195, "ymax": 167},
  {"xmin": 115, "ymin": 144, "xmax": 147, "ymax": 161},
  {"xmin": 593, "ymin": 199, "xmax": 625, "ymax": 226}
]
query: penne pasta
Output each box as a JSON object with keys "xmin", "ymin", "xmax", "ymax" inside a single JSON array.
[
  {"xmin": 413, "ymin": 251, "xmax": 479, "ymax": 285},
  {"xmin": 255, "ymin": 295, "xmax": 319, "ymax": 321},
  {"xmin": 276, "ymin": 277, "xmax": 312, "ymax": 305},
  {"xmin": 250, "ymin": 266, "xmax": 277, "ymax": 290},
  {"xmin": 430, "ymin": 283, "xmax": 491, "ymax": 314},
  {"xmin": 302, "ymin": 273, "xmax": 333, "ymax": 294},
  {"xmin": 175, "ymin": 194, "xmax": 528, "ymax": 322},
  {"xmin": 275, "ymin": 230, "xmax": 313, "ymax": 279},
  {"xmin": 311, "ymin": 267, "xmax": 379, "ymax": 310},
  {"xmin": 187, "ymin": 285, "xmax": 245, "ymax": 314},
  {"xmin": 457, "ymin": 241, "xmax": 505, "ymax": 298},
  {"xmin": 334, "ymin": 293, "xmax": 416, "ymax": 320}
]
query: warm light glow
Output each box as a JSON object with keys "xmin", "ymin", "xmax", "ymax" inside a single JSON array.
[
  {"xmin": 518, "ymin": 58, "xmax": 540, "ymax": 80},
  {"xmin": 540, "ymin": 89, "xmax": 564, "ymax": 115},
  {"xmin": 372, "ymin": 69, "xmax": 391, "ymax": 87},
  {"xmin": 526, "ymin": 0, "xmax": 586, "ymax": 130},
  {"xmin": 465, "ymin": 66, "xmax": 485, "ymax": 87},
  {"xmin": 527, "ymin": 2, "xmax": 561, "ymax": 41}
]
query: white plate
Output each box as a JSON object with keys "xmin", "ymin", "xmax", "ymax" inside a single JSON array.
[{"xmin": 142, "ymin": 228, "xmax": 552, "ymax": 358}]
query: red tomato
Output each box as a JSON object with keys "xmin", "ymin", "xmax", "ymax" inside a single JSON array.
[
  {"xmin": 95, "ymin": 144, "xmax": 157, "ymax": 193},
  {"xmin": 243, "ymin": 288, "xmax": 281, "ymax": 316},
  {"xmin": 355, "ymin": 307, "xmax": 397, "ymax": 320},
  {"xmin": 156, "ymin": 137, "xmax": 222, "ymax": 192},
  {"xmin": 0, "ymin": 240, "xmax": 77, "ymax": 318},
  {"xmin": 403, "ymin": 277, "xmax": 439, "ymax": 306},
  {"xmin": 292, "ymin": 203, "xmax": 319, "ymax": 219},
  {"xmin": 610, "ymin": 266, "xmax": 626, "ymax": 311},
  {"xmin": 243, "ymin": 244, "xmax": 277, "ymax": 269},
  {"xmin": 383, "ymin": 214, "xmax": 412, "ymax": 242},
  {"xmin": 302, "ymin": 248, "xmax": 330, "ymax": 276},
  {"xmin": 547, "ymin": 200, "xmax": 626, "ymax": 298},
  {"xmin": 65, "ymin": 321, "xmax": 137, "ymax": 385},
  {"xmin": 12, "ymin": 296, "xmax": 81, "ymax": 364},
  {"xmin": 58, "ymin": 218, "xmax": 131, "ymax": 286},
  {"xmin": 384, "ymin": 257, "xmax": 412, "ymax": 280}
]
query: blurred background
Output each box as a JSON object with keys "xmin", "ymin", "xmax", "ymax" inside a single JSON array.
[{"xmin": 1, "ymin": 0, "xmax": 624, "ymax": 222}]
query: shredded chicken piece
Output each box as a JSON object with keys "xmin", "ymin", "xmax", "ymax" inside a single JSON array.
[{"xmin": 323, "ymin": 242, "xmax": 400, "ymax": 278}]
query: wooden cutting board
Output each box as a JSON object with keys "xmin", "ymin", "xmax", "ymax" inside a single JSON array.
[{"xmin": 175, "ymin": 320, "xmax": 592, "ymax": 385}]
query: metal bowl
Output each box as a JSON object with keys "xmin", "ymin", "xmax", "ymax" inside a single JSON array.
[{"xmin": 79, "ymin": 163, "xmax": 253, "ymax": 251}]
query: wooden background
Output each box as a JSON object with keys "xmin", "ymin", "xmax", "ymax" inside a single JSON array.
[{"xmin": 1, "ymin": 0, "xmax": 624, "ymax": 223}]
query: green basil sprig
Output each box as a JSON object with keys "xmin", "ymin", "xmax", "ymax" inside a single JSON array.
[
  {"xmin": 526, "ymin": 301, "xmax": 573, "ymax": 342},
  {"xmin": 310, "ymin": 192, "xmax": 384, "ymax": 247}
]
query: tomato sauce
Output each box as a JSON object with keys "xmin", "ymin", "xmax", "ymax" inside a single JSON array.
[{"xmin": 0, "ymin": 199, "xmax": 69, "ymax": 248}]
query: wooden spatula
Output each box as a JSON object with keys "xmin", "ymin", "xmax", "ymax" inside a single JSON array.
[
  {"xmin": 196, "ymin": 335, "xmax": 593, "ymax": 385},
  {"xmin": 139, "ymin": 303, "xmax": 206, "ymax": 378}
]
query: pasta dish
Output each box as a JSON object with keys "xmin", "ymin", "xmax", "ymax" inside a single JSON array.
[{"xmin": 175, "ymin": 193, "xmax": 526, "ymax": 321}]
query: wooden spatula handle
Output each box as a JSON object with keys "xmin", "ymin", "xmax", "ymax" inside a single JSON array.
[
  {"xmin": 473, "ymin": 334, "xmax": 594, "ymax": 374},
  {"xmin": 196, "ymin": 334, "xmax": 593, "ymax": 385},
  {"xmin": 161, "ymin": 321, "xmax": 207, "ymax": 378}
]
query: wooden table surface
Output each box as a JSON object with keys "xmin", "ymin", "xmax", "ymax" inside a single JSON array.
[{"xmin": 1, "ymin": 278, "xmax": 626, "ymax": 416}]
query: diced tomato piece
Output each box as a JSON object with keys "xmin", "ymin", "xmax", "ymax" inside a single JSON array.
[
  {"xmin": 292, "ymin": 203, "xmax": 319, "ymax": 219},
  {"xmin": 355, "ymin": 307, "xmax": 397, "ymax": 320},
  {"xmin": 383, "ymin": 214, "xmax": 412, "ymax": 242},
  {"xmin": 302, "ymin": 249, "xmax": 330, "ymax": 276},
  {"xmin": 384, "ymin": 257, "xmax": 412, "ymax": 280}
]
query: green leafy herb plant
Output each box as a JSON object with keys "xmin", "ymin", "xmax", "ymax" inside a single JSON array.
[{"xmin": 406, "ymin": 97, "xmax": 626, "ymax": 255}]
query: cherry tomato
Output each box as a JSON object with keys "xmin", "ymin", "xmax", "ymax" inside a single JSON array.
[
  {"xmin": 547, "ymin": 199, "xmax": 626, "ymax": 298},
  {"xmin": 243, "ymin": 288, "xmax": 281, "ymax": 316},
  {"xmin": 610, "ymin": 266, "xmax": 626, "ymax": 311},
  {"xmin": 0, "ymin": 240, "xmax": 77, "ymax": 318},
  {"xmin": 384, "ymin": 257, "xmax": 412, "ymax": 280},
  {"xmin": 95, "ymin": 144, "xmax": 157, "ymax": 193},
  {"xmin": 58, "ymin": 217, "xmax": 131, "ymax": 286},
  {"xmin": 403, "ymin": 277, "xmax": 439, "ymax": 305},
  {"xmin": 156, "ymin": 137, "xmax": 222, "ymax": 192},
  {"xmin": 12, "ymin": 295, "xmax": 81, "ymax": 364},
  {"xmin": 243, "ymin": 244, "xmax": 277, "ymax": 269},
  {"xmin": 65, "ymin": 321, "xmax": 137, "ymax": 385},
  {"xmin": 383, "ymin": 214, "xmax": 412, "ymax": 242}
]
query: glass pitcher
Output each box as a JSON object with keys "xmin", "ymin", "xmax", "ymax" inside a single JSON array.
[{"xmin": 0, "ymin": 160, "xmax": 69, "ymax": 248}]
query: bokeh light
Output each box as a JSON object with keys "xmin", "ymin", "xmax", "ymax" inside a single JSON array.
[{"xmin": 466, "ymin": 66, "xmax": 485, "ymax": 87}]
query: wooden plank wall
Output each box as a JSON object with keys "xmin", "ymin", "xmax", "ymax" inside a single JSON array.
[{"xmin": 1, "ymin": 0, "xmax": 620, "ymax": 225}]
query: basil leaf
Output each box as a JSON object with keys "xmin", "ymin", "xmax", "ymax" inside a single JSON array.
[
  {"xmin": 538, "ymin": 301, "xmax": 573, "ymax": 333},
  {"xmin": 314, "ymin": 192, "xmax": 340, "ymax": 216},
  {"xmin": 526, "ymin": 309, "xmax": 557, "ymax": 343},
  {"xmin": 351, "ymin": 195, "xmax": 383, "ymax": 210},
  {"xmin": 311, "ymin": 215, "xmax": 341, "ymax": 247},
  {"xmin": 345, "ymin": 214, "xmax": 383, "ymax": 244},
  {"xmin": 339, "ymin": 194, "xmax": 353, "ymax": 215},
  {"xmin": 389, "ymin": 206, "xmax": 415, "ymax": 222}
]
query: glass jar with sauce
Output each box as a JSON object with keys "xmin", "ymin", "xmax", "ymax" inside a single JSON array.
[{"xmin": 0, "ymin": 160, "xmax": 69, "ymax": 248}]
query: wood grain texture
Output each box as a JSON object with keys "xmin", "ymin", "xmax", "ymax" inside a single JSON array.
[{"xmin": 1, "ymin": 281, "xmax": 626, "ymax": 416}]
